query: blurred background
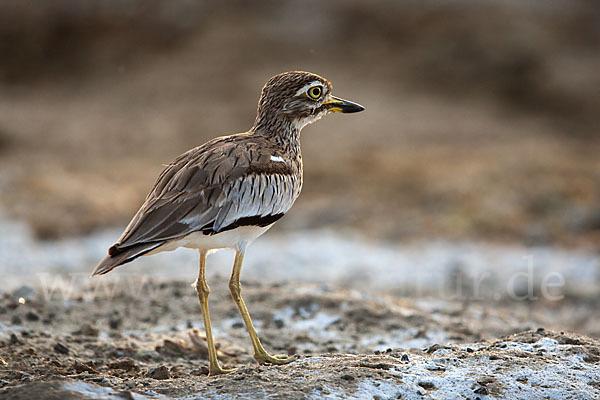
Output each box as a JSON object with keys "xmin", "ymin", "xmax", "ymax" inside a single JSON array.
[{"xmin": 0, "ymin": 1, "xmax": 599, "ymax": 333}]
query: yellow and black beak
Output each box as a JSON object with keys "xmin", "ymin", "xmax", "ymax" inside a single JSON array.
[{"xmin": 324, "ymin": 96, "xmax": 365, "ymax": 113}]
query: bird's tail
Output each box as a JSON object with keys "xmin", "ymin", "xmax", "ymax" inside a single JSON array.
[{"xmin": 91, "ymin": 242, "xmax": 163, "ymax": 276}]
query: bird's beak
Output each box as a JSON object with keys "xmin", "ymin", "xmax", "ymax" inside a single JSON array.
[{"xmin": 324, "ymin": 96, "xmax": 365, "ymax": 113}]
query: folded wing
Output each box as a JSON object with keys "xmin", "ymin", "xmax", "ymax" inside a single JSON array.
[{"xmin": 92, "ymin": 134, "xmax": 300, "ymax": 275}]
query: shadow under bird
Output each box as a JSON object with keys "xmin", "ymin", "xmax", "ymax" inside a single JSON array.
[{"xmin": 92, "ymin": 71, "xmax": 364, "ymax": 375}]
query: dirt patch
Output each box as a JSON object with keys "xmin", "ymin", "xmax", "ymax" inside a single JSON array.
[{"xmin": 1, "ymin": 280, "xmax": 599, "ymax": 398}]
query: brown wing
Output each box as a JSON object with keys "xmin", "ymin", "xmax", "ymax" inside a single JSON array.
[{"xmin": 95, "ymin": 134, "xmax": 300, "ymax": 273}]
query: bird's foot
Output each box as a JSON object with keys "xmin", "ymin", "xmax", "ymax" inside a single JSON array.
[
  {"xmin": 254, "ymin": 351, "xmax": 297, "ymax": 365},
  {"xmin": 208, "ymin": 363, "xmax": 236, "ymax": 376}
]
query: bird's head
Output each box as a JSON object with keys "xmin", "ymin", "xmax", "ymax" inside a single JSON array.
[{"xmin": 253, "ymin": 71, "xmax": 364, "ymax": 134}]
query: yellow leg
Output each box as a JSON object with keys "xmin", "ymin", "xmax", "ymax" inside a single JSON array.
[
  {"xmin": 195, "ymin": 250, "xmax": 235, "ymax": 375},
  {"xmin": 229, "ymin": 248, "xmax": 297, "ymax": 365}
]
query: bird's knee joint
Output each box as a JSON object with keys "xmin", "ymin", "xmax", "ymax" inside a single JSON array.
[
  {"xmin": 195, "ymin": 280, "xmax": 210, "ymax": 298},
  {"xmin": 228, "ymin": 281, "xmax": 242, "ymax": 299}
]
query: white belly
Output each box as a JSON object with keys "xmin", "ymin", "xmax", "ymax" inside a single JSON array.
[{"xmin": 146, "ymin": 224, "xmax": 274, "ymax": 255}]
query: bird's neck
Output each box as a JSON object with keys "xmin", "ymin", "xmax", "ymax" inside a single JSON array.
[{"xmin": 251, "ymin": 114, "xmax": 302, "ymax": 156}]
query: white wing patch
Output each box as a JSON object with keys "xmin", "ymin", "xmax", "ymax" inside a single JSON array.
[
  {"xmin": 270, "ymin": 155, "xmax": 285, "ymax": 163},
  {"xmin": 213, "ymin": 173, "xmax": 301, "ymax": 232}
]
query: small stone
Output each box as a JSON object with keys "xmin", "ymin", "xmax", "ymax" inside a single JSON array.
[
  {"xmin": 73, "ymin": 361, "xmax": 98, "ymax": 374},
  {"xmin": 11, "ymin": 315, "xmax": 22, "ymax": 325},
  {"xmin": 474, "ymin": 386, "xmax": 489, "ymax": 395},
  {"xmin": 232, "ymin": 321, "xmax": 244, "ymax": 329},
  {"xmin": 25, "ymin": 311, "xmax": 39, "ymax": 322},
  {"xmin": 536, "ymin": 327, "xmax": 545, "ymax": 333},
  {"xmin": 273, "ymin": 319, "xmax": 284, "ymax": 329},
  {"xmin": 193, "ymin": 366, "xmax": 209, "ymax": 375},
  {"xmin": 466, "ymin": 347, "xmax": 474, "ymax": 353},
  {"xmin": 74, "ymin": 323, "xmax": 99, "ymax": 337},
  {"xmin": 21, "ymin": 374, "xmax": 33, "ymax": 382},
  {"xmin": 425, "ymin": 364, "xmax": 446, "ymax": 371},
  {"xmin": 54, "ymin": 342, "xmax": 70, "ymax": 355},
  {"xmin": 425, "ymin": 344, "xmax": 444, "ymax": 354},
  {"xmin": 43, "ymin": 313, "xmax": 56, "ymax": 325},
  {"xmin": 401, "ymin": 354, "xmax": 409, "ymax": 362},
  {"xmin": 418, "ymin": 382, "xmax": 435, "ymax": 390},
  {"xmin": 341, "ymin": 374, "xmax": 355, "ymax": 381},
  {"xmin": 156, "ymin": 339, "xmax": 189, "ymax": 356},
  {"xmin": 147, "ymin": 366, "xmax": 170, "ymax": 380},
  {"xmin": 10, "ymin": 333, "xmax": 20, "ymax": 344},
  {"xmin": 109, "ymin": 317, "xmax": 122, "ymax": 330},
  {"xmin": 108, "ymin": 358, "xmax": 138, "ymax": 371}
]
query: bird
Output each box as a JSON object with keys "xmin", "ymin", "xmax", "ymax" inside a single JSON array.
[{"xmin": 91, "ymin": 71, "xmax": 364, "ymax": 375}]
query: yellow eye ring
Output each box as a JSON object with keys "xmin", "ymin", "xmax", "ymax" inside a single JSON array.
[{"xmin": 307, "ymin": 86, "xmax": 323, "ymax": 99}]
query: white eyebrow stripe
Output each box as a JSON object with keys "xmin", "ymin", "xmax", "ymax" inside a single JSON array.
[
  {"xmin": 295, "ymin": 80, "xmax": 325, "ymax": 96},
  {"xmin": 270, "ymin": 155, "xmax": 285, "ymax": 163}
]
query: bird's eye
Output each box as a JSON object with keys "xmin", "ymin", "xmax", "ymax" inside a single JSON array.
[{"xmin": 307, "ymin": 86, "xmax": 323, "ymax": 99}]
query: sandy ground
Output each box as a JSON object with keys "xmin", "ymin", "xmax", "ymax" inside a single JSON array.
[
  {"xmin": 1, "ymin": 280, "xmax": 599, "ymax": 399},
  {"xmin": 1, "ymin": 219, "xmax": 600, "ymax": 398}
]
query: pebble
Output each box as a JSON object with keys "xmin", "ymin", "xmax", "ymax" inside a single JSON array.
[
  {"xmin": 54, "ymin": 342, "xmax": 70, "ymax": 355},
  {"xmin": 25, "ymin": 311, "xmax": 39, "ymax": 322},
  {"xmin": 73, "ymin": 323, "xmax": 99, "ymax": 337},
  {"xmin": 10, "ymin": 333, "xmax": 20, "ymax": 344},
  {"xmin": 401, "ymin": 354, "xmax": 409, "ymax": 362},
  {"xmin": 191, "ymin": 366, "xmax": 209, "ymax": 376},
  {"xmin": 147, "ymin": 366, "xmax": 170, "ymax": 380},
  {"xmin": 20, "ymin": 374, "xmax": 33, "ymax": 382},
  {"xmin": 418, "ymin": 381, "xmax": 436, "ymax": 390},
  {"xmin": 73, "ymin": 360, "xmax": 98, "ymax": 374},
  {"xmin": 474, "ymin": 386, "xmax": 489, "ymax": 395},
  {"xmin": 108, "ymin": 358, "xmax": 138, "ymax": 371},
  {"xmin": 109, "ymin": 317, "xmax": 122, "ymax": 330}
]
